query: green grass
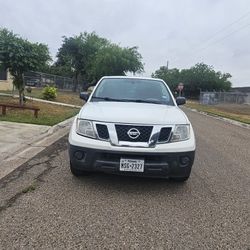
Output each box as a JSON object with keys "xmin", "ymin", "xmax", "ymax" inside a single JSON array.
[
  {"xmin": 185, "ymin": 101, "xmax": 250, "ymax": 124},
  {"xmin": 1, "ymin": 87, "xmax": 84, "ymax": 106},
  {"xmin": 0, "ymin": 96, "xmax": 80, "ymax": 126},
  {"xmin": 22, "ymin": 183, "xmax": 37, "ymax": 193}
]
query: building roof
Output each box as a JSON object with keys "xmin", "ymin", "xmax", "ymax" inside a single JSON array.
[{"xmin": 232, "ymin": 86, "xmax": 250, "ymax": 92}]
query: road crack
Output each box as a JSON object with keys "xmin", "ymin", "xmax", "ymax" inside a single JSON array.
[{"xmin": 0, "ymin": 137, "xmax": 68, "ymax": 213}]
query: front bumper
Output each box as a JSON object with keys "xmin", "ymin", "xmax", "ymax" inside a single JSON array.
[{"xmin": 69, "ymin": 144, "xmax": 195, "ymax": 178}]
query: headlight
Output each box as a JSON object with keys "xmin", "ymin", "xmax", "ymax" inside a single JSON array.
[
  {"xmin": 171, "ymin": 125, "xmax": 190, "ymax": 142},
  {"xmin": 76, "ymin": 119, "xmax": 96, "ymax": 138}
]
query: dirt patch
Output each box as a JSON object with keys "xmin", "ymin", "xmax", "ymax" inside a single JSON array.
[
  {"xmin": 215, "ymin": 104, "xmax": 250, "ymax": 116},
  {"xmin": 186, "ymin": 101, "xmax": 250, "ymax": 124}
]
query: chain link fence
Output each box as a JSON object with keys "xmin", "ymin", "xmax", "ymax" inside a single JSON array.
[
  {"xmin": 200, "ymin": 91, "xmax": 250, "ymax": 105},
  {"xmin": 24, "ymin": 71, "xmax": 75, "ymax": 91}
]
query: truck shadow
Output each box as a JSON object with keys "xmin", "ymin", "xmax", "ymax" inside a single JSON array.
[{"xmin": 73, "ymin": 171, "xmax": 190, "ymax": 195}]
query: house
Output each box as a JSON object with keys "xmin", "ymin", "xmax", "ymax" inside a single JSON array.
[{"xmin": 0, "ymin": 69, "xmax": 13, "ymax": 91}]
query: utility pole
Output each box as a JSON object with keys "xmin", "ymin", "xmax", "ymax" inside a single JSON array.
[{"xmin": 166, "ymin": 60, "xmax": 169, "ymax": 70}]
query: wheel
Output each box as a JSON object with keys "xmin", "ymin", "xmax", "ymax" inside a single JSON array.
[
  {"xmin": 171, "ymin": 176, "xmax": 190, "ymax": 182},
  {"xmin": 70, "ymin": 162, "xmax": 91, "ymax": 177}
]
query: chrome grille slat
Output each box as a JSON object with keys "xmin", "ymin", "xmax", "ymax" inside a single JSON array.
[{"xmin": 115, "ymin": 125, "xmax": 153, "ymax": 142}]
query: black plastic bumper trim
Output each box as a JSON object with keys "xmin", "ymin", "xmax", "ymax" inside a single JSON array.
[{"xmin": 68, "ymin": 144, "xmax": 195, "ymax": 178}]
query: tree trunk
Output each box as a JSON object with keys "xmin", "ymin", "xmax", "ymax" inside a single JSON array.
[
  {"xmin": 19, "ymin": 89, "xmax": 24, "ymax": 106},
  {"xmin": 73, "ymin": 72, "xmax": 78, "ymax": 92},
  {"xmin": 16, "ymin": 73, "xmax": 25, "ymax": 106}
]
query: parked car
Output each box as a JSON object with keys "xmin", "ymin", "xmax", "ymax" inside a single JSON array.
[
  {"xmin": 68, "ymin": 76, "xmax": 195, "ymax": 181},
  {"xmin": 25, "ymin": 78, "xmax": 40, "ymax": 87}
]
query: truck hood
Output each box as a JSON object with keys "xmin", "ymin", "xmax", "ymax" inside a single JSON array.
[{"xmin": 79, "ymin": 101, "xmax": 188, "ymax": 125}]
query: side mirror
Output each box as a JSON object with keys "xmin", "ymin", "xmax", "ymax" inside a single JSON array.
[
  {"xmin": 80, "ymin": 92, "xmax": 90, "ymax": 101},
  {"xmin": 176, "ymin": 97, "xmax": 186, "ymax": 106}
]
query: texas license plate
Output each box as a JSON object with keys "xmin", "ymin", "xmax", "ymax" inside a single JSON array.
[{"xmin": 120, "ymin": 158, "xmax": 144, "ymax": 172}]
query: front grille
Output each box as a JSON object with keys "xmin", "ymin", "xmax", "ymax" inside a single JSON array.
[
  {"xmin": 96, "ymin": 124, "xmax": 109, "ymax": 140},
  {"xmin": 115, "ymin": 125, "xmax": 153, "ymax": 142},
  {"xmin": 158, "ymin": 127, "xmax": 172, "ymax": 142}
]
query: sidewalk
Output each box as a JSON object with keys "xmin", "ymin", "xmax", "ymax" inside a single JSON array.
[
  {"xmin": 0, "ymin": 122, "xmax": 50, "ymax": 162},
  {"xmin": 0, "ymin": 117, "xmax": 75, "ymax": 180},
  {"xmin": 0, "ymin": 93, "xmax": 82, "ymax": 108}
]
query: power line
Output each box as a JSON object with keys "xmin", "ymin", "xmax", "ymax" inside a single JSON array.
[
  {"xmin": 171, "ymin": 11, "xmax": 250, "ymax": 65},
  {"xmin": 190, "ymin": 22, "xmax": 250, "ymax": 55},
  {"xmin": 196, "ymin": 11, "xmax": 250, "ymax": 48}
]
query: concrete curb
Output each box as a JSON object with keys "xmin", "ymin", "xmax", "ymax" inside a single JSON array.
[
  {"xmin": 0, "ymin": 116, "xmax": 76, "ymax": 180},
  {"xmin": 184, "ymin": 106, "xmax": 250, "ymax": 129},
  {"xmin": 0, "ymin": 92, "xmax": 82, "ymax": 109}
]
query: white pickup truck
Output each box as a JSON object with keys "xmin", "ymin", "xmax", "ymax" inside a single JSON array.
[{"xmin": 68, "ymin": 76, "xmax": 195, "ymax": 181}]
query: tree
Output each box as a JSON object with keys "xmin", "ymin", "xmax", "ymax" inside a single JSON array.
[
  {"xmin": 152, "ymin": 67, "xmax": 180, "ymax": 90},
  {"xmin": 56, "ymin": 32, "xmax": 144, "ymax": 89},
  {"xmin": 0, "ymin": 28, "xmax": 50, "ymax": 105},
  {"xmin": 89, "ymin": 45, "xmax": 144, "ymax": 82},
  {"xmin": 56, "ymin": 32, "xmax": 109, "ymax": 90},
  {"xmin": 41, "ymin": 64, "xmax": 74, "ymax": 78},
  {"xmin": 152, "ymin": 63, "xmax": 232, "ymax": 97}
]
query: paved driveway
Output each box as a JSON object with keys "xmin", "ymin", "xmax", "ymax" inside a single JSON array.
[
  {"xmin": 0, "ymin": 109, "xmax": 249, "ymax": 249},
  {"xmin": 0, "ymin": 121, "xmax": 50, "ymax": 162}
]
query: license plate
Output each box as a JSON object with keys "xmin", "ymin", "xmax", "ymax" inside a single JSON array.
[{"xmin": 120, "ymin": 158, "xmax": 144, "ymax": 172}]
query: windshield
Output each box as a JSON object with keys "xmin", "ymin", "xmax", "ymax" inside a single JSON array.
[{"xmin": 91, "ymin": 78, "xmax": 174, "ymax": 105}]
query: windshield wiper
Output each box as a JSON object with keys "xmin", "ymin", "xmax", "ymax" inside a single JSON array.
[
  {"xmin": 91, "ymin": 96, "xmax": 126, "ymax": 102},
  {"xmin": 123, "ymin": 99, "xmax": 163, "ymax": 104},
  {"xmin": 92, "ymin": 96, "xmax": 164, "ymax": 104}
]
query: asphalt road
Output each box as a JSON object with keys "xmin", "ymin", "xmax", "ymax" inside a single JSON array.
[{"xmin": 0, "ymin": 109, "xmax": 249, "ymax": 249}]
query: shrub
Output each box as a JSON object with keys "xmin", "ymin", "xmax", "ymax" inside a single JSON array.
[{"xmin": 42, "ymin": 85, "xmax": 57, "ymax": 100}]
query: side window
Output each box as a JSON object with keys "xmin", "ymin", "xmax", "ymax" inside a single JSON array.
[{"xmin": 0, "ymin": 69, "xmax": 7, "ymax": 80}]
